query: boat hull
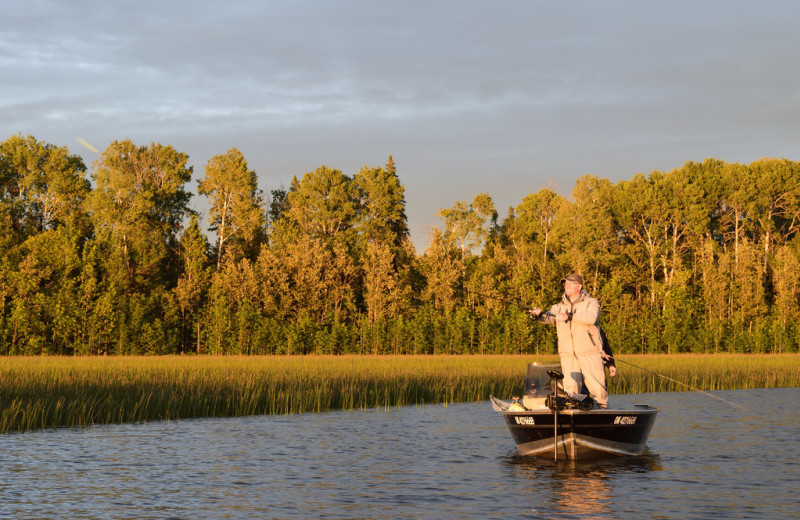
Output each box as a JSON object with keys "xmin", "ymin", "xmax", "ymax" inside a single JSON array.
[{"xmin": 501, "ymin": 405, "xmax": 658, "ymax": 460}]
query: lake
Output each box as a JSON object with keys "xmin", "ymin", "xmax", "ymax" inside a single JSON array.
[{"xmin": 1, "ymin": 388, "xmax": 798, "ymax": 519}]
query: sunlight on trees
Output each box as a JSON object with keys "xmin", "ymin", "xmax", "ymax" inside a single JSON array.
[{"xmin": 2, "ymin": 136, "xmax": 799, "ymax": 355}]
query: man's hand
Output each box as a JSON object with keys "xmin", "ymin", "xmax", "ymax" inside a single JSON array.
[{"xmin": 529, "ymin": 307, "xmax": 542, "ymax": 317}]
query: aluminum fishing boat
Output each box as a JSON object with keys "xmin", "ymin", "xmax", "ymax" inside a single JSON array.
[{"xmin": 491, "ymin": 363, "xmax": 658, "ymax": 460}]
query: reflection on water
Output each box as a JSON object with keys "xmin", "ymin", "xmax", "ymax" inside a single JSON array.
[
  {"xmin": 0, "ymin": 388, "xmax": 798, "ymax": 519},
  {"xmin": 507, "ymin": 451, "xmax": 662, "ymax": 519}
]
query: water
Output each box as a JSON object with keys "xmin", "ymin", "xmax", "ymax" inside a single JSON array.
[{"xmin": 1, "ymin": 388, "xmax": 798, "ymax": 519}]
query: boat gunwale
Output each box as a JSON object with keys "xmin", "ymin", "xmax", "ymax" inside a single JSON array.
[{"xmin": 500, "ymin": 405, "xmax": 659, "ymax": 415}]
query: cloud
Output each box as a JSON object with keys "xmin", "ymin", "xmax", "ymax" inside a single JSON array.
[{"xmin": 2, "ymin": 0, "xmax": 800, "ymax": 248}]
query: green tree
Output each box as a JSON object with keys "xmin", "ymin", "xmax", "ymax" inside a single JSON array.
[
  {"xmin": 0, "ymin": 135, "xmax": 90, "ymax": 354},
  {"xmin": 83, "ymin": 140, "xmax": 193, "ymax": 354},
  {"xmin": 0, "ymin": 134, "xmax": 89, "ymax": 238},
  {"xmin": 206, "ymin": 257, "xmax": 261, "ymax": 354},
  {"xmin": 511, "ymin": 187, "xmax": 568, "ymax": 294},
  {"xmin": 353, "ymin": 156, "xmax": 409, "ymax": 249},
  {"xmin": 267, "ymin": 187, "xmax": 290, "ymax": 229},
  {"xmin": 554, "ymin": 175, "xmax": 619, "ymax": 294},
  {"xmin": 771, "ymin": 242, "xmax": 800, "ymax": 352},
  {"xmin": 87, "ymin": 139, "xmax": 193, "ymax": 290},
  {"xmin": 197, "ymin": 148, "xmax": 265, "ymax": 268},
  {"xmin": 419, "ymin": 227, "xmax": 463, "ymax": 313},
  {"xmin": 614, "ymin": 172, "xmax": 669, "ymax": 307},
  {"xmin": 174, "ymin": 215, "xmax": 212, "ymax": 352},
  {"xmin": 716, "ymin": 161, "xmax": 753, "ymax": 270},
  {"xmin": 4, "ymin": 228, "xmax": 84, "ymax": 353},
  {"xmin": 287, "ymin": 165, "xmax": 359, "ymax": 243},
  {"xmin": 437, "ymin": 193, "xmax": 497, "ymax": 260},
  {"xmin": 362, "ymin": 241, "xmax": 402, "ymax": 324},
  {"xmin": 259, "ymin": 220, "xmax": 358, "ymax": 327},
  {"xmin": 353, "ymin": 156, "xmax": 415, "ymax": 329},
  {"xmin": 746, "ymin": 158, "xmax": 800, "ymax": 271},
  {"xmin": 655, "ymin": 165, "xmax": 708, "ymax": 291}
]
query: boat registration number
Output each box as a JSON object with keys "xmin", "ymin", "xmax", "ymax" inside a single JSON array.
[
  {"xmin": 514, "ymin": 416, "xmax": 536, "ymax": 425},
  {"xmin": 614, "ymin": 416, "xmax": 637, "ymax": 425}
]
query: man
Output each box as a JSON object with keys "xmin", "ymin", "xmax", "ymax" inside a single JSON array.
[{"xmin": 529, "ymin": 273, "xmax": 611, "ymax": 408}]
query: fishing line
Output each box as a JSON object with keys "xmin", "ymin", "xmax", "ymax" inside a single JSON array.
[
  {"xmin": 466, "ymin": 288, "xmax": 747, "ymax": 411},
  {"xmin": 610, "ymin": 356, "xmax": 750, "ymax": 411}
]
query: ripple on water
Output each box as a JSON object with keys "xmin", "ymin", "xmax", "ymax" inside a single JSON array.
[{"xmin": 0, "ymin": 388, "xmax": 798, "ymax": 519}]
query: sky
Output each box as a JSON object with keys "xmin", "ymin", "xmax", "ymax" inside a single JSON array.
[{"xmin": 2, "ymin": 0, "xmax": 799, "ymax": 251}]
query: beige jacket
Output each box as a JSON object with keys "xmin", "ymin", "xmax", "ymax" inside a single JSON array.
[{"xmin": 536, "ymin": 289, "xmax": 602, "ymax": 355}]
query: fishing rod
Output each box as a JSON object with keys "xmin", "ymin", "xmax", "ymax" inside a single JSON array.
[{"xmin": 609, "ymin": 355, "xmax": 750, "ymax": 411}]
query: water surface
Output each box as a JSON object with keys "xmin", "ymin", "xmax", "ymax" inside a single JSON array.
[{"xmin": 1, "ymin": 388, "xmax": 798, "ymax": 519}]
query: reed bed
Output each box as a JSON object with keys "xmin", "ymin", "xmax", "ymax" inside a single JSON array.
[
  {"xmin": 1, "ymin": 354, "xmax": 798, "ymax": 434},
  {"xmin": 607, "ymin": 353, "xmax": 800, "ymax": 394}
]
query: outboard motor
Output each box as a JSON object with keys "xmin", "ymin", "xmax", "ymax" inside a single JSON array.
[
  {"xmin": 545, "ymin": 369, "xmax": 596, "ymax": 411},
  {"xmin": 522, "ymin": 363, "xmax": 596, "ymax": 411}
]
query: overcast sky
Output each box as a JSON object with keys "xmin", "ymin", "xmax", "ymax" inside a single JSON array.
[{"xmin": 3, "ymin": 0, "xmax": 799, "ymax": 250}]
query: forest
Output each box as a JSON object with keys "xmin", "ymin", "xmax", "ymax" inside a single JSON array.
[{"xmin": 1, "ymin": 134, "xmax": 799, "ymax": 356}]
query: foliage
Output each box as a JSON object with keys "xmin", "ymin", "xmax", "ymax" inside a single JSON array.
[
  {"xmin": 2, "ymin": 134, "xmax": 800, "ymax": 355},
  {"xmin": 197, "ymin": 147, "xmax": 265, "ymax": 267}
]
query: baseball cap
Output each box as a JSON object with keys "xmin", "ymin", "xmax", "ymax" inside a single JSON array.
[{"xmin": 561, "ymin": 273, "xmax": 584, "ymax": 285}]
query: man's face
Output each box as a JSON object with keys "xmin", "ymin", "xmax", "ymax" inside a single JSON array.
[{"xmin": 564, "ymin": 281, "xmax": 582, "ymax": 300}]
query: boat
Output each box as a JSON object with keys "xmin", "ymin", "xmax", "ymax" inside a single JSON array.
[{"xmin": 491, "ymin": 362, "xmax": 658, "ymax": 460}]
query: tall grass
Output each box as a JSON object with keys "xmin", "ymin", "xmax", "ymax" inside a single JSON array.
[
  {"xmin": 1, "ymin": 354, "xmax": 798, "ymax": 433},
  {"xmin": 607, "ymin": 354, "xmax": 800, "ymax": 394},
  {"xmin": 0, "ymin": 355, "xmax": 525, "ymax": 433}
]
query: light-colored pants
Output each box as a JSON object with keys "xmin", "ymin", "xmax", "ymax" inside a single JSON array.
[{"xmin": 560, "ymin": 351, "xmax": 608, "ymax": 407}]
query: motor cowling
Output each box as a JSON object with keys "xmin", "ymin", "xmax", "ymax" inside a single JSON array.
[{"xmin": 547, "ymin": 393, "xmax": 595, "ymax": 411}]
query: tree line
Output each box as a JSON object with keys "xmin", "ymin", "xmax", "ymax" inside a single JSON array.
[{"xmin": 2, "ymin": 134, "xmax": 799, "ymax": 355}]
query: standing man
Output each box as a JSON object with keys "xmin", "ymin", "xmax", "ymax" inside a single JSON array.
[{"xmin": 529, "ymin": 273, "xmax": 610, "ymax": 408}]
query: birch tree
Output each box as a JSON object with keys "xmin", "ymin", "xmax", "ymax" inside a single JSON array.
[
  {"xmin": 437, "ymin": 193, "xmax": 496, "ymax": 260},
  {"xmin": 87, "ymin": 139, "xmax": 193, "ymax": 289},
  {"xmin": 197, "ymin": 148, "xmax": 264, "ymax": 268}
]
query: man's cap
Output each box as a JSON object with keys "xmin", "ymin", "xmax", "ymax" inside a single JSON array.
[{"xmin": 561, "ymin": 273, "xmax": 584, "ymax": 285}]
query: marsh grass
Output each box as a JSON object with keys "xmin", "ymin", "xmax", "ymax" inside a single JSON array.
[
  {"xmin": 1, "ymin": 354, "xmax": 798, "ymax": 433},
  {"xmin": 607, "ymin": 354, "xmax": 800, "ymax": 394}
]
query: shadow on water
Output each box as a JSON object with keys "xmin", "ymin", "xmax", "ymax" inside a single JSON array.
[{"xmin": 501, "ymin": 450, "xmax": 662, "ymax": 519}]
